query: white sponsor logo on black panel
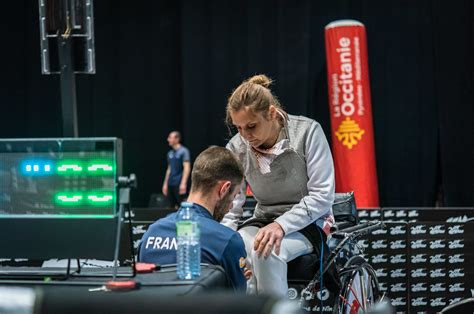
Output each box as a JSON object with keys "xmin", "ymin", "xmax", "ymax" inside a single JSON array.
[
  {"xmin": 357, "ymin": 240, "xmax": 369, "ymax": 249},
  {"xmin": 449, "ymin": 298, "xmax": 463, "ymax": 305},
  {"xmin": 372, "ymin": 228, "xmax": 387, "ymax": 235},
  {"xmin": 430, "ymin": 240, "xmax": 446, "ymax": 249},
  {"xmin": 449, "ymin": 283, "xmax": 465, "ymax": 292},
  {"xmin": 372, "ymin": 240, "xmax": 388, "ymax": 249},
  {"xmin": 446, "ymin": 215, "xmax": 474, "ymax": 223},
  {"xmin": 390, "ymin": 254, "xmax": 406, "ymax": 264},
  {"xmin": 411, "ymin": 240, "xmax": 427, "ymax": 249},
  {"xmin": 390, "ymin": 226, "xmax": 406, "ymax": 235},
  {"xmin": 449, "ymin": 254, "xmax": 464, "ymax": 263},
  {"xmin": 412, "ymin": 297, "xmax": 428, "ymax": 307},
  {"xmin": 391, "ymin": 297, "xmax": 406, "ymax": 306},
  {"xmin": 132, "ymin": 225, "xmax": 147, "ymax": 234},
  {"xmin": 390, "ymin": 283, "xmax": 406, "ymax": 292},
  {"xmin": 396, "ymin": 211, "xmax": 407, "ymax": 218},
  {"xmin": 378, "ymin": 282, "xmax": 387, "ymax": 292},
  {"xmin": 449, "ymin": 268, "xmax": 464, "ymax": 278},
  {"xmin": 429, "ymin": 225, "xmax": 445, "ymax": 235},
  {"xmin": 430, "ymin": 283, "xmax": 446, "ymax": 292},
  {"xmin": 430, "ymin": 254, "xmax": 446, "ymax": 264},
  {"xmin": 411, "ymin": 268, "xmax": 428, "ymax": 278},
  {"xmin": 411, "ymin": 254, "xmax": 427, "ymax": 263},
  {"xmin": 390, "ymin": 269, "xmax": 406, "ymax": 278},
  {"xmin": 430, "ymin": 298, "xmax": 446, "ymax": 307},
  {"xmin": 375, "ymin": 268, "xmax": 388, "ymax": 277},
  {"xmin": 133, "ymin": 239, "xmax": 141, "ymax": 249},
  {"xmin": 390, "ymin": 240, "xmax": 406, "ymax": 249},
  {"xmin": 370, "ymin": 210, "xmax": 381, "ymax": 218},
  {"xmin": 448, "ymin": 225, "xmax": 464, "ymax": 235},
  {"xmin": 410, "ymin": 225, "xmax": 427, "ymax": 235},
  {"xmin": 411, "ymin": 283, "xmax": 428, "ymax": 292},
  {"xmin": 430, "ymin": 268, "xmax": 446, "ymax": 278},
  {"xmin": 449, "ymin": 239, "xmax": 464, "ymax": 249},
  {"xmin": 372, "ymin": 254, "xmax": 388, "ymax": 264}
]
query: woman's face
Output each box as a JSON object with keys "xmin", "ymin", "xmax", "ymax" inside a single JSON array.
[{"xmin": 230, "ymin": 106, "xmax": 276, "ymax": 149}]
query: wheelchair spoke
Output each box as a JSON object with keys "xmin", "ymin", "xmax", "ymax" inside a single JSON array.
[
  {"xmin": 359, "ymin": 269, "xmax": 367, "ymax": 310},
  {"xmin": 348, "ymin": 281, "xmax": 363, "ymax": 313}
]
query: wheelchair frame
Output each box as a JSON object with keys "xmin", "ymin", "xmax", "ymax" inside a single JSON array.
[{"xmin": 300, "ymin": 220, "xmax": 386, "ymax": 313}]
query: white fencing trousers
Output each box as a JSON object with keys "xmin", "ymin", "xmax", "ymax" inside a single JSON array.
[{"xmin": 238, "ymin": 226, "xmax": 313, "ymax": 297}]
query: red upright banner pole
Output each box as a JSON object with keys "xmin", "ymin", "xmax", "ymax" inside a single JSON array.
[{"xmin": 324, "ymin": 20, "xmax": 379, "ymax": 207}]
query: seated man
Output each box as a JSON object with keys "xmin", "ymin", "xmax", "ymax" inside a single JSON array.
[{"xmin": 139, "ymin": 146, "xmax": 247, "ymax": 291}]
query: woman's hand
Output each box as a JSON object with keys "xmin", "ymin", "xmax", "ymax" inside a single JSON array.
[
  {"xmin": 253, "ymin": 222, "xmax": 285, "ymax": 258},
  {"xmin": 243, "ymin": 267, "xmax": 252, "ymax": 280}
]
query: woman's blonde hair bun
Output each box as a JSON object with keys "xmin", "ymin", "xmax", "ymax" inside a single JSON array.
[{"xmin": 247, "ymin": 74, "xmax": 272, "ymax": 88}]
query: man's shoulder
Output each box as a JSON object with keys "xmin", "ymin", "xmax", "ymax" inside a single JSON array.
[
  {"xmin": 147, "ymin": 214, "xmax": 176, "ymax": 230},
  {"xmin": 177, "ymin": 145, "xmax": 189, "ymax": 152},
  {"xmin": 177, "ymin": 146, "xmax": 190, "ymax": 158},
  {"xmin": 202, "ymin": 219, "xmax": 242, "ymax": 242}
]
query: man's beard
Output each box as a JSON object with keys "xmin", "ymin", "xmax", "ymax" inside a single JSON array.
[{"xmin": 213, "ymin": 191, "xmax": 233, "ymax": 222}]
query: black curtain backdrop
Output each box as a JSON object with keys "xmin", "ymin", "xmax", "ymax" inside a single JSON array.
[{"xmin": 0, "ymin": 0, "xmax": 472, "ymax": 207}]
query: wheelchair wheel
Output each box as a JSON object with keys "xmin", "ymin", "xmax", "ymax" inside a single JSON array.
[{"xmin": 333, "ymin": 255, "xmax": 382, "ymax": 314}]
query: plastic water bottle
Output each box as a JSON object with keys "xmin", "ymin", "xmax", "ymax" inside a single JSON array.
[{"xmin": 176, "ymin": 202, "xmax": 201, "ymax": 279}]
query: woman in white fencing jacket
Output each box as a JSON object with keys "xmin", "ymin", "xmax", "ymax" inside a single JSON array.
[{"xmin": 222, "ymin": 74, "xmax": 336, "ymax": 297}]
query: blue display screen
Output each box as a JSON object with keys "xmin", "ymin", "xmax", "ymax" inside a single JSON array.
[{"xmin": 0, "ymin": 138, "xmax": 120, "ymax": 218}]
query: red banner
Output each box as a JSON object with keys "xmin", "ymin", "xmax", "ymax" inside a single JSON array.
[{"xmin": 324, "ymin": 20, "xmax": 379, "ymax": 207}]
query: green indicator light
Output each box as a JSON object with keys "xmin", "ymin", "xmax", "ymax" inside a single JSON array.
[
  {"xmin": 57, "ymin": 164, "xmax": 83, "ymax": 172},
  {"xmin": 87, "ymin": 164, "xmax": 113, "ymax": 172},
  {"xmin": 88, "ymin": 195, "xmax": 113, "ymax": 202},
  {"xmin": 86, "ymin": 192, "xmax": 114, "ymax": 206},
  {"xmin": 56, "ymin": 194, "xmax": 83, "ymax": 204}
]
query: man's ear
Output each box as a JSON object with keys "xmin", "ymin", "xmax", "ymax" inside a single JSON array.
[{"xmin": 218, "ymin": 181, "xmax": 231, "ymax": 199}]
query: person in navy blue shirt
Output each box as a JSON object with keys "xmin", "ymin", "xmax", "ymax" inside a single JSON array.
[
  {"xmin": 140, "ymin": 146, "xmax": 247, "ymax": 291},
  {"xmin": 162, "ymin": 131, "xmax": 191, "ymax": 208}
]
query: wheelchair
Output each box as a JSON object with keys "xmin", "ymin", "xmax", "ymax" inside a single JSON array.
[{"xmin": 287, "ymin": 192, "xmax": 387, "ymax": 313}]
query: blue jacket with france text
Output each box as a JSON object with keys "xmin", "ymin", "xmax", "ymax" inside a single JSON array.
[{"xmin": 138, "ymin": 203, "xmax": 247, "ymax": 291}]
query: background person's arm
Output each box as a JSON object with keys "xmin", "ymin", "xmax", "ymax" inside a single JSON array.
[
  {"xmin": 162, "ymin": 166, "xmax": 171, "ymax": 196},
  {"xmin": 179, "ymin": 148, "xmax": 191, "ymax": 194},
  {"xmin": 179, "ymin": 161, "xmax": 191, "ymax": 194}
]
